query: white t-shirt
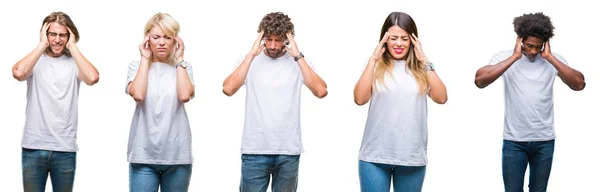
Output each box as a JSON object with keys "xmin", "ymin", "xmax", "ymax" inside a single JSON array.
[
  {"xmin": 22, "ymin": 54, "xmax": 81, "ymax": 152},
  {"xmin": 126, "ymin": 61, "xmax": 195, "ymax": 164},
  {"xmin": 490, "ymin": 50, "xmax": 566, "ymax": 142},
  {"xmin": 358, "ymin": 60, "xmax": 429, "ymax": 166},
  {"xmin": 236, "ymin": 51, "xmax": 315, "ymax": 155}
]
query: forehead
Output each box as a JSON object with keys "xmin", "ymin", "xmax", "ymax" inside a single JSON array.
[
  {"xmin": 387, "ymin": 25, "xmax": 408, "ymax": 37},
  {"xmin": 264, "ymin": 34, "xmax": 285, "ymax": 40},
  {"xmin": 48, "ymin": 22, "xmax": 67, "ymax": 33},
  {"xmin": 523, "ymin": 36, "xmax": 544, "ymax": 45},
  {"xmin": 149, "ymin": 25, "xmax": 168, "ymax": 35}
]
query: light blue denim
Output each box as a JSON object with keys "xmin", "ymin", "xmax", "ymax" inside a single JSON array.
[
  {"xmin": 240, "ymin": 154, "xmax": 300, "ymax": 192},
  {"xmin": 359, "ymin": 160, "xmax": 426, "ymax": 192},
  {"xmin": 129, "ymin": 163, "xmax": 192, "ymax": 192}
]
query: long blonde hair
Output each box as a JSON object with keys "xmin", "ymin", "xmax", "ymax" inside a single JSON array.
[
  {"xmin": 144, "ymin": 12, "xmax": 180, "ymax": 64},
  {"xmin": 374, "ymin": 12, "xmax": 428, "ymax": 94}
]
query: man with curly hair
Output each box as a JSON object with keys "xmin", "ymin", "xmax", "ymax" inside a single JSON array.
[
  {"xmin": 474, "ymin": 12, "xmax": 585, "ymax": 191},
  {"xmin": 222, "ymin": 12, "xmax": 328, "ymax": 192}
]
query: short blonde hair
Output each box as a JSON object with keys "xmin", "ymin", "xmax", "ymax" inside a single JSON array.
[{"xmin": 144, "ymin": 12, "xmax": 180, "ymax": 64}]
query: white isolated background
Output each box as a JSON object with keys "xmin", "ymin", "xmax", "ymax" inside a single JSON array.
[{"xmin": 1, "ymin": 0, "xmax": 597, "ymax": 191}]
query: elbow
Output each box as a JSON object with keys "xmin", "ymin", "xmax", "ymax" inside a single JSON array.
[
  {"xmin": 132, "ymin": 92, "xmax": 145, "ymax": 102},
  {"xmin": 434, "ymin": 96, "xmax": 448, "ymax": 105},
  {"xmin": 222, "ymin": 87, "xmax": 235, "ymax": 97},
  {"xmin": 85, "ymin": 74, "xmax": 100, "ymax": 86},
  {"xmin": 178, "ymin": 95, "xmax": 191, "ymax": 103},
  {"xmin": 354, "ymin": 97, "xmax": 368, "ymax": 106},
  {"xmin": 572, "ymin": 81, "xmax": 586, "ymax": 91},
  {"xmin": 314, "ymin": 89, "xmax": 328, "ymax": 99},
  {"xmin": 12, "ymin": 70, "xmax": 27, "ymax": 81},
  {"xmin": 474, "ymin": 78, "xmax": 487, "ymax": 89}
]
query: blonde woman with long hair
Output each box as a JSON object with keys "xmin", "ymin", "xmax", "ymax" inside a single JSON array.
[
  {"xmin": 125, "ymin": 12, "xmax": 195, "ymax": 192},
  {"xmin": 353, "ymin": 12, "xmax": 447, "ymax": 192}
]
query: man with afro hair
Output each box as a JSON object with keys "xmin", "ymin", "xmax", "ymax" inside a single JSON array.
[
  {"xmin": 474, "ymin": 12, "xmax": 585, "ymax": 192},
  {"xmin": 222, "ymin": 12, "xmax": 328, "ymax": 192}
]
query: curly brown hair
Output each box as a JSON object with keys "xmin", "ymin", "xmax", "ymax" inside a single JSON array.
[{"xmin": 257, "ymin": 12, "xmax": 294, "ymax": 37}]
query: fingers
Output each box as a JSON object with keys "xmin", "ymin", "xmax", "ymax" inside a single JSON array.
[
  {"xmin": 255, "ymin": 31, "xmax": 265, "ymax": 44},
  {"xmin": 66, "ymin": 27, "xmax": 73, "ymax": 35},
  {"xmin": 410, "ymin": 33, "xmax": 421, "ymax": 46},
  {"xmin": 175, "ymin": 35, "xmax": 184, "ymax": 50},
  {"xmin": 42, "ymin": 22, "xmax": 50, "ymax": 32},
  {"xmin": 286, "ymin": 32, "xmax": 295, "ymax": 44},
  {"xmin": 378, "ymin": 32, "xmax": 389, "ymax": 48},
  {"xmin": 140, "ymin": 34, "xmax": 150, "ymax": 48},
  {"xmin": 379, "ymin": 47, "xmax": 386, "ymax": 57}
]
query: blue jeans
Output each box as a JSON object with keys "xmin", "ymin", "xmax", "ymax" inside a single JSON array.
[
  {"xmin": 358, "ymin": 160, "xmax": 426, "ymax": 192},
  {"xmin": 22, "ymin": 148, "xmax": 77, "ymax": 192},
  {"xmin": 502, "ymin": 140, "xmax": 555, "ymax": 192},
  {"xmin": 129, "ymin": 163, "xmax": 192, "ymax": 192},
  {"xmin": 240, "ymin": 154, "xmax": 300, "ymax": 192}
]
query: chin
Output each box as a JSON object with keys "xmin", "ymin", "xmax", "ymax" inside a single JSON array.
[
  {"xmin": 391, "ymin": 54, "xmax": 406, "ymax": 60},
  {"xmin": 51, "ymin": 49, "xmax": 64, "ymax": 56}
]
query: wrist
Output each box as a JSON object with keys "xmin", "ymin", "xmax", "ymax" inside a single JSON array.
[
  {"xmin": 293, "ymin": 52, "xmax": 304, "ymax": 62},
  {"xmin": 175, "ymin": 57, "xmax": 183, "ymax": 64},
  {"xmin": 424, "ymin": 62, "xmax": 435, "ymax": 72}
]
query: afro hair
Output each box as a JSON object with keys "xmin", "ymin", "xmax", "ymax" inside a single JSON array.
[{"xmin": 513, "ymin": 12, "xmax": 554, "ymax": 41}]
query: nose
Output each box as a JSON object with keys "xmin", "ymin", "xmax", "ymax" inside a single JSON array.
[{"xmin": 530, "ymin": 50, "xmax": 539, "ymax": 56}]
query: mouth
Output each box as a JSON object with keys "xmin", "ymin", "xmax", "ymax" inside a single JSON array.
[
  {"xmin": 393, "ymin": 48, "xmax": 404, "ymax": 54},
  {"xmin": 157, "ymin": 48, "xmax": 167, "ymax": 51}
]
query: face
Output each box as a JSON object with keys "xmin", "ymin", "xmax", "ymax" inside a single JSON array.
[
  {"xmin": 263, "ymin": 34, "xmax": 287, "ymax": 58},
  {"xmin": 46, "ymin": 22, "xmax": 69, "ymax": 57},
  {"xmin": 522, "ymin": 36, "xmax": 544, "ymax": 61},
  {"xmin": 386, "ymin": 25, "xmax": 411, "ymax": 60},
  {"xmin": 148, "ymin": 25, "xmax": 175, "ymax": 62}
]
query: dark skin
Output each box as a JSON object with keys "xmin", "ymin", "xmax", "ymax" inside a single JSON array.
[{"xmin": 474, "ymin": 36, "xmax": 585, "ymax": 91}]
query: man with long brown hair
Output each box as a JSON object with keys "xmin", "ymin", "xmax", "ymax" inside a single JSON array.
[
  {"xmin": 12, "ymin": 11, "xmax": 99, "ymax": 192},
  {"xmin": 223, "ymin": 12, "xmax": 328, "ymax": 192}
]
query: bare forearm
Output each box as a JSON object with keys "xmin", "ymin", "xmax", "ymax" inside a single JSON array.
[
  {"xmin": 474, "ymin": 55, "xmax": 518, "ymax": 88},
  {"xmin": 548, "ymin": 56, "xmax": 586, "ymax": 90},
  {"xmin": 70, "ymin": 46, "xmax": 99, "ymax": 85},
  {"xmin": 222, "ymin": 54, "xmax": 253, "ymax": 96},
  {"xmin": 129, "ymin": 59, "xmax": 150, "ymax": 101},
  {"xmin": 12, "ymin": 43, "xmax": 47, "ymax": 81},
  {"xmin": 354, "ymin": 58, "xmax": 377, "ymax": 105},
  {"xmin": 297, "ymin": 58, "xmax": 327, "ymax": 98},
  {"xmin": 427, "ymin": 71, "xmax": 447, "ymax": 104},
  {"xmin": 176, "ymin": 67, "xmax": 195, "ymax": 102}
]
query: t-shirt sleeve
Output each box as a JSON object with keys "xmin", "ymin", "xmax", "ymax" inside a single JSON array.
[
  {"xmin": 185, "ymin": 62, "xmax": 195, "ymax": 87},
  {"xmin": 488, "ymin": 51, "xmax": 511, "ymax": 77},
  {"xmin": 125, "ymin": 61, "xmax": 140, "ymax": 94},
  {"xmin": 489, "ymin": 51, "xmax": 509, "ymax": 65}
]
